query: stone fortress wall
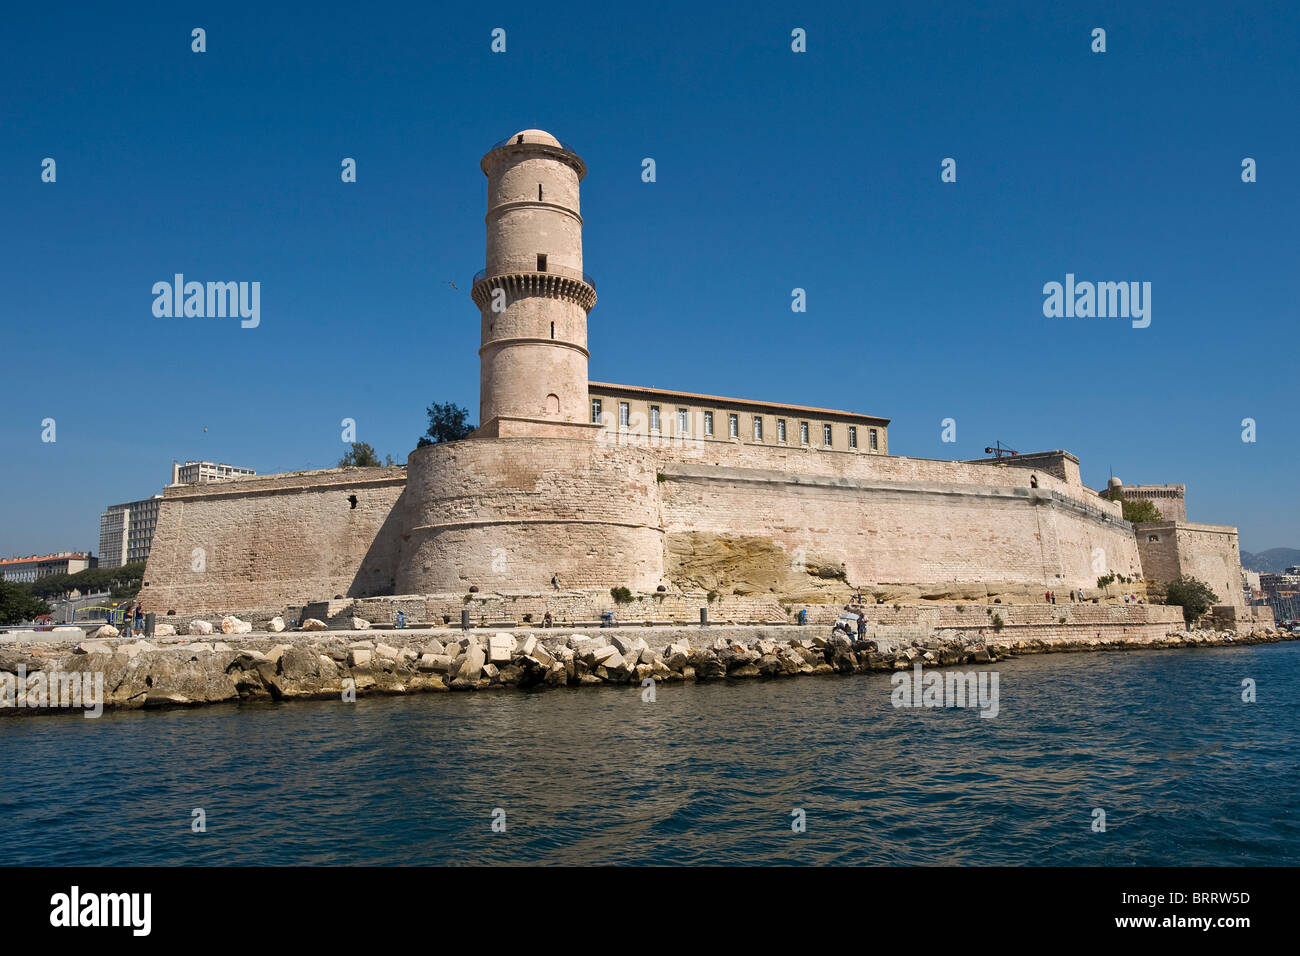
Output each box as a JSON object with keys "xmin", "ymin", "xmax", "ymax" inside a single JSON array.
[
  {"xmin": 138, "ymin": 129, "xmax": 1246, "ymax": 622},
  {"xmin": 139, "ymin": 468, "xmax": 406, "ymax": 616}
]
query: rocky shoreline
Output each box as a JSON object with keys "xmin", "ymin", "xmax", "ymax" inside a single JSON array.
[{"xmin": 1, "ymin": 621, "xmax": 1295, "ymax": 717}]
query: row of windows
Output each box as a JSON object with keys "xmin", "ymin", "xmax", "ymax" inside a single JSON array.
[{"xmin": 591, "ymin": 399, "xmax": 879, "ymax": 450}]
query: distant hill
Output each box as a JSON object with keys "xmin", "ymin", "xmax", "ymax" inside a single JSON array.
[{"xmin": 1240, "ymin": 548, "xmax": 1300, "ymax": 573}]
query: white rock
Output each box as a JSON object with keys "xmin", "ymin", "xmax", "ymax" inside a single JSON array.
[
  {"xmin": 77, "ymin": 639, "xmax": 113, "ymax": 654},
  {"xmin": 489, "ymin": 633, "xmax": 516, "ymax": 663},
  {"xmin": 351, "ymin": 617, "xmax": 371, "ymax": 630},
  {"xmin": 348, "ymin": 648, "xmax": 373, "ymax": 667},
  {"xmin": 153, "ymin": 623, "xmax": 177, "ymax": 637},
  {"xmin": 374, "ymin": 643, "xmax": 400, "ymax": 659},
  {"xmin": 92, "ymin": 624, "xmax": 119, "ymax": 639},
  {"xmin": 612, "ymin": 635, "xmax": 647, "ymax": 656},
  {"xmin": 213, "ymin": 642, "xmax": 232, "ymax": 651},
  {"xmin": 265, "ymin": 644, "xmax": 291, "ymax": 664},
  {"xmin": 517, "ymin": 635, "xmax": 537, "ymax": 656},
  {"xmin": 267, "ymin": 617, "xmax": 286, "ymax": 633},
  {"xmin": 53, "ymin": 626, "xmax": 81, "ymax": 633},
  {"xmin": 301, "ymin": 618, "xmax": 328, "ymax": 631},
  {"xmin": 422, "ymin": 639, "xmax": 446, "ymax": 655},
  {"xmin": 221, "ymin": 615, "xmax": 253, "ymax": 635},
  {"xmin": 458, "ymin": 644, "xmax": 486, "ymax": 681},
  {"xmin": 591, "ymin": 644, "xmax": 620, "ymax": 665},
  {"xmin": 189, "ymin": 620, "xmax": 214, "ymax": 636}
]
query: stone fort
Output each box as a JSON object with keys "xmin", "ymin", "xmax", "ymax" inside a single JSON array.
[{"xmin": 139, "ymin": 130, "xmax": 1250, "ymax": 629}]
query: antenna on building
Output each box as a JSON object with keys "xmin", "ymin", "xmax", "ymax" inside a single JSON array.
[{"xmin": 983, "ymin": 440, "xmax": 1019, "ymax": 459}]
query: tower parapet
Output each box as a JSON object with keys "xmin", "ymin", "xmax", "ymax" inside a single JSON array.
[{"xmin": 472, "ymin": 129, "xmax": 599, "ymax": 439}]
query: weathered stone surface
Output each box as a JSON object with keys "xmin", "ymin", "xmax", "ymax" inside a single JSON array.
[
  {"xmin": 76, "ymin": 640, "xmax": 113, "ymax": 655},
  {"xmin": 348, "ymin": 648, "xmax": 372, "ymax": 667},
  {"xmin": 267, "ymin": 616, "xmax": 286, "ymax": 632},
  {"xmin": 457, "ymin": 644, "xmax": 486, "ymax": 682},
  {"xmin": 301, "ymin": 618, "xmax": 328, "ymax": 631},
  {"xmin": 374, "ymin": 643, "xmax": 400, "ymax": 660},
  {"xmin": 351, "ymin": 618, "xmax": 371, "ymax": 630},
  {"xmin": 91, "ymin": 625, "xmax": 118, "ymax": 639},
  {"xmin": 153, "ymin": 623, "xmax": 177, "ymax": 637},
  {"xmin": 488, "ymin": 633, "xmax": 516, "ymax": 663},
  {"xmin": 189, "ymin": 620, "xmax": 214, "ymax": 636}
]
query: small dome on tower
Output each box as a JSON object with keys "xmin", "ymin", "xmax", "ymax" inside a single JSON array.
[
  {"xmin": 507, "ymin": 129, "xmax": 562, "ymax": 148},
  {"xmin": 1108, "ymin": 476, "xmax": 1123, "ymax": 489}
]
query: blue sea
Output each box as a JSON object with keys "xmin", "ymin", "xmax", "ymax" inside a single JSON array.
[{"xmin": 1, "ymin": 643, "xmax": 1296, "ymax": 865}]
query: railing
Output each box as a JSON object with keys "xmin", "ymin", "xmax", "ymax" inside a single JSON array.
[
  {"xmin": 473, "ymin": 266, "xmax": 595, "ymax": 290},
  {"xmin": 490, "ymin": 134, "xmax": 581, "ymax": 153}
]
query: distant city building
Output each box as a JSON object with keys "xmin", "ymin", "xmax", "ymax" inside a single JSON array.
[
  {"xmin": 0, "ymin": 551, "xmax": 97, "ymax": 583},
  {"xmin": 98, "ymin": 496, "xmax": 164, "ymax": 568},
  {"xmin": 1259, "ymin": 567, "xmax": 1300, "ymax": 622},
  {"xmin": 172, "ymin": 461, "xmax": 256, "ymax": 485}
]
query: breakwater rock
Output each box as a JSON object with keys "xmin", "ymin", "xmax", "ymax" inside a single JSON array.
[{"xmin": 0, "ymin": 625, "xmax": 1292, "ymax": 715}]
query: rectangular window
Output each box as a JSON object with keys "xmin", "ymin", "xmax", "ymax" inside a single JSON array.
[
  {"xmin": 870, "ymin": 428, "xmax": 879, "ymax": 451},
  {"xmin": 753, "ymin": 416, "xmax": 763, "ymax": 441},
  {"xmin": 849, "ymin": 426, "xmax": 857, "ymax": 449},
  {"xmin": 704, "ymin": 411, "xmax": 714, "ymax": 436},
  {"xmin": 537, "ymin": 253, "xmax": 548, "ymax": 272},
  {"xmin": 777, "ymin": 419, "xmax": 787, "ymax": 443},
  {"xmin": 823, "ymin": 424, "xmax": 833, "ymax": 446},
  {"xmin": 650, "ymin": 405, "xmax": 660, "ymax": 431},
  {"xmin": 619, "ymin": 402, "xmax": 630, "ymax": 427},
  {"xmin": 678, "ymin": 408, "xmax": 688, "ymax": 433},
  {"xmin": 591, "ymin": 399, "xmax": 602, "ymax": 424},
  {"xmin": 800, "ymin": 421, "xmax": 809, "ymax": 445},
  {"xmin": 728, "ymin": 414, "xmax": 738, "ymax": 438}
]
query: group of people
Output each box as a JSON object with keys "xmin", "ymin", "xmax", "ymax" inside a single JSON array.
[
  {"xmin": 1045, "ymin": 590, "xmax": 1087, "ymax": 604},
  {"xmin": 111, "ymin": 602, "xmax": 145, "ymax": 636}
]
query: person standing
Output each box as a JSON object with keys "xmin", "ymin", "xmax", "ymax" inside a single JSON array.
[{"xmin": 856, "ymin": 612, "xmax": 867, "ymax": 641}]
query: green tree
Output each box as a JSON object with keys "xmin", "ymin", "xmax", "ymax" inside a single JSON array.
[
  {"xmin": 1164, "ymin": 575, "xmax": 1220, "ymax": 625},
  {"xmin": 338, "ymin": 442, "xmax": 382, "ymax": 467},
  {"xmin": 0, "ymin": 581, "xmax": 52, "ymax": 626},
  {"xmin": 1120, "ymin": 498, "xmax": 1163, "ymax": 523},
  {"xmin": 417, "ymin": 402, "xmax": 475, "ymax": 447}
]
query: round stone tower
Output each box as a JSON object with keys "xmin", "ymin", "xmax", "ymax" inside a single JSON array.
[{"xmin": 470, "ymin": 129, "xmax": 598, "ymax": 439}]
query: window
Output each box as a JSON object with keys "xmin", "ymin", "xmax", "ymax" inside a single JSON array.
[
  {"xmin": 1148, "ymin": 534, "xmax": 1160, "ymax": 542},
  {"xmin": 538, "ymin": 183, "xmax": 543, "ymax": 201},
  {"xmin": 678, "ymin": 408, "xmax": 688, "ymax": 433},
  {"xmin": 550, "ymin": 321, "xmax": 555, "ymax": 339},
  {"xmin": 591, "ymin": 399, "xmax": 602, "ymax": 423},
  {"xmin": 619, "ymin": 402, "xmax": 630, "ymax": 427},
  {"xmin": 728, "ymin": 414, "xmax": 739, "ymax": 438},
  {"xmin": 800, "ymin": 421, "xmax": 809, "ymax": 445},
  {"xmin": 537, "ymin": 254, "xmax": 547, "ymax": 272},
  {"xmin": 753, "ymin": 416, "xmax": 763, "ymax": 441},
  {"xmin": 650, "ymin": 405, "xmax": 660, "ymax": 431},
  {"xmin": 777, "ymin": 419, "xmax": 787, "ymax": 443},
  {"xmin": 870, "ymin": 428, "xmax": 879, "ymax": 451},
  {"xmin": 849, "ymin": 426, "xmax": 857, "ymax": 449},
  {"xmin": 704, "ymin": 411, "xmax": 714, "ymax": 436},
  {"xmin": 823, "ymin": 424, "xmax": 833, "ymax": 446}
]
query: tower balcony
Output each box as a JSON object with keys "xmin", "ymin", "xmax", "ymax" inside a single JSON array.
[{"xmin": 471, "ymin": 266, "xmax": 597, "ymax": 313}]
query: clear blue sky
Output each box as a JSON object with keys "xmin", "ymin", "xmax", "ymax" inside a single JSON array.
[{"xmin": 2, "ymin": 0, "xmax": 1296, "ymax": 557}]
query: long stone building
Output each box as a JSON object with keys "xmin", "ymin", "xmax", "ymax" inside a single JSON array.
[{"xmin": 139, "ymin": 130, "xmax": 1250, "ymax": 624}]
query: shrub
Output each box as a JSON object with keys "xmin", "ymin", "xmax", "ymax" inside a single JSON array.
[
  {"xmin": 1097, "ymin": 573, "xmax": 1116, "ymax": 589},
  {"xmin": 610, "ymin": 586, "xmax": 634, "ymax": 605},
  {"xmin": 992, "ymin": 613, "xmax": 1005, "ymax": 633},
  {"xmin": 1164, "ymin": 576, "xmax": 1220, "ymax": 625}
]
